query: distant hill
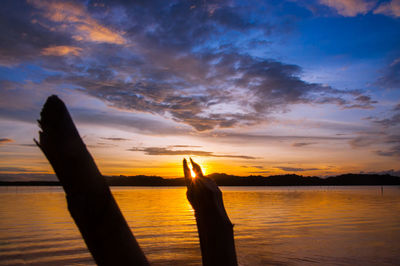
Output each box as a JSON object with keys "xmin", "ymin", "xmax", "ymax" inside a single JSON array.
[{"xmin": 1, "ymin": 173, "xmax": 400, "ymax": 186}]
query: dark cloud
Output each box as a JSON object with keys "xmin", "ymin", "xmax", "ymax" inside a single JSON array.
[
  {"xmin": 0, "ymin": 138, "xmax": 13, "ymax": 145},
  {"xmin": 349, "ymin": 136, "xmax": 376, "ymax": 148},
  {"xmin": 0, "ymin": 173, "xmax": 57, "ymax": 182},
  {"xmin": 375, "ymin": 148, "xmax": 400, "ymax": 157},
  {"xmin": 368, "ymin": 103, "xmax": 400, "ymax": 156},
  {"xmin": 168, "ymin": 145, "xmax": 202, "ymax": 148},
  {"xmin": 1, "ymin": 0, "xmax": 376, "ymax": 132},
  {"xmin": 0, "ymin": 167, "xmax": 28, "ymax": 172},
  {"xmin": 249, "ymin": 170, "xmax": 271, "ymax": 174},
  {"xmin": 292, "ymin": 142, "xmax": 316, "ymax": 147},
  {"xmin": 374, "ymin": 107, "xmax": 400, "ymax": 127},
  {"xmin": 376, "ymin": 58, "xmax": 400, "ymax": 90},
  {"xmin": 375, "ymin": 135, "xmax": 400, "ymax": 157},
  {"xmin": 18, "ymin": 143, "xmax": 37, "ymax": 147},
  {"xmin": 361, "ymin": 169, "xmax": 400, "ymax": 177},
  {"xmin": 100, "ymin": 137, "xmax": 130, "ymax": 141},
  {"xmin": 0, "ymin": 167, "xmax": 45, "ymax": 173},
  {"xmin": 343, "ymin": 95, "xmax": 377, "ymax": 109},
  {"xmin": 0, "ymin": 1, "xmax": 74, "ymax": 65},
  {"xmin": 130, "ymin": 147, "xmax": 257, "ymax": 159},
  {"xmin": 241, "ymin": 165, "xmax": 264, "ymax": 169},
  {"xmin": 275, "ymin": 166, "xmax": 320, "ymax": 172}
]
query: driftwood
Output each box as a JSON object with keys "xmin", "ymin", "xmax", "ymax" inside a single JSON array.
[
  {"xmin": 35, "ymin": 95, "xmax": 238, "ymax": 266},
  {"xmin": 35, "ymin": 95, "xmax": 149, "ymax": 266},
  {"xmin": 184, "ymin": 158, "xmax": 238, "ymax": 266}
]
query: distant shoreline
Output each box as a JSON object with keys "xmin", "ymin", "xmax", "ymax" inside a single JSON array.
[{"xmin": 1, "ymin": 173, "xmax": 400, "ymax": 186}]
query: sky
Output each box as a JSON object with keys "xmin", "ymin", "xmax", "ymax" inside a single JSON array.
[{"xmin": 0, "ymin": 0, "xmax": 399, "ymax": 180}]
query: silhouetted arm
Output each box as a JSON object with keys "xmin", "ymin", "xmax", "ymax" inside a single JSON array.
[
  {"xmin": 35, "ymin": 95, "xmax": 149, "ymax": 266},
  {"xmin": 183, "ymin": 158, "xmax": 238, "ymax": 266}
]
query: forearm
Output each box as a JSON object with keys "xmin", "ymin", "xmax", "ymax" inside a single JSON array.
[{"xmin": 195, "ymin": 210, "xmax": 238, "ymax": 266}]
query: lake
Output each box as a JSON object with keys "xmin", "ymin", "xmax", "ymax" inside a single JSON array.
[{"xmin": 0, "ymin": 186, "xmax": 399, "ymax": 265}]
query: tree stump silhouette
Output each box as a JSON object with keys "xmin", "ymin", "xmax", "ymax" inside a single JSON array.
[{"xmin": 36, "ymin": 95, "xmax": 149, "ymax": 266}]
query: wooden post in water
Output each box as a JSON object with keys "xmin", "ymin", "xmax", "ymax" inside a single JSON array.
[{"xmin": 35, "ymin": 95, "xmax": 149, "ymax": 266}]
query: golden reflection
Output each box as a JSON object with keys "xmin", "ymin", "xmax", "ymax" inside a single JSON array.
[{"xmin": 1, "ymin": 187, "xmax": 400, "ymax": 265}]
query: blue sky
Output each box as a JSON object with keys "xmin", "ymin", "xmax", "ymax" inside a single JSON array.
[{"xmin": 0, "ymin": 0, "xmax": 399, "ymax": 179}]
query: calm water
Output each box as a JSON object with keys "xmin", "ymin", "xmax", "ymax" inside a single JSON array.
[{"xmin": 0, "ymin": 186, "xmax": 399, "ymax": 265}]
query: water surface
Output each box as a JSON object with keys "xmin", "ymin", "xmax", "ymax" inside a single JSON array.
[{"xmin": 0, "ymin": 186, "xmax": 399, "ymax": 265}]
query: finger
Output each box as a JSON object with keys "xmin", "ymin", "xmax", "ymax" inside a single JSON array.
[
  {"xmin": 183, "ymin": 158, "xmax": 192, "ymax": 187},
  {"xmin": 190, "ymin": 158, "xmax": 204, "ymax": 178}
]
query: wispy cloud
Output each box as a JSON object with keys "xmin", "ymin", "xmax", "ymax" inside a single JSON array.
[
  {"xmin": 374, "ymin": 0, "xmax": 400, "ymax": 17},
  {"xmin": 292, "ymin": 142, "xmax": 316, "ymax": 147},
  {"xmin": 41, "ymin": 45, "xmax": 82, "ymax": 56},
  {"xmin": 100, "ymin": 137, "xmax": 130, "ymax": 141},
  {"xmin": 375, "ymin": 135, "xmax": 400, "ymax": 157},
  {"xmin": 242, "ymin": 165, "xmax": 265, "ymax": 169},
  {"xmin": 349, "ymin": 136, "xmax": 377, "ymax": 148},
  {"xmin": 130, "ymin": 147, "xmax": 257, "ymax": 159},
  {"xmin": 28, "ymin": 0, "xmax": 126, "ymax": 45},
  {"xmin": 275, "ymin": 166, "xmax": 320, "ymax": 172},
  {"xmin": 318, "ymin": 0, "xmax": 400, "ymax": 18},
  {"xmin": 371, "ymin": 102, "xmax": 400, "ymax": 128},
  {"xmin": 168, "ymin": 145, "xmax": 202, "ymax": 148},
  {"xmin": 319, "ymin": 0, "xmax": 377, "ymax": 16},
  {"xmin": 0, "ymin": 138, "xmax": 13, "ymax": 145},
  {"xmin": 249, "ymin": 170, "xmax": 271, "ymax": 174},
  {"xmin": 0, "ymin": 166, "xmax": 44, "ymax": 173},
  {"xmin": 376, "ymin": 58, "xmax": 400, "ymax": 90}
]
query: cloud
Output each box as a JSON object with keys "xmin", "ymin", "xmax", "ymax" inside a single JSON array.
[
  {"xmin": 349, "ymin": 136, "xmax": 377, "ymax": 148},
  {"xmin": 41, "ymin": 45, "xmax": 82, "ymax": 56},
  {"xmin": 362, "ymin": 169, "xmax": 400, "ymax": 176},
  {"xmin": 375, "ymin": 134, "xmax": 400, "ymax": 157},
  {"xmin": 275, "ymin": 166, "xmax": 320, "ymax": 172},
  {"xmin": 352, "ymin": 104, "xmax": 400, "ymax": 156},
  {"xmin": 375, "ymin": 147, "xmax": 400, "ymax": 157},
  {"xmin": 292, "ymin": 142, "xmax": 316, "ymax": 147},
  {"xmin": 249, "ymin": 170, "xmax": 271, "ymax": 174},
  {"xmin": 374, "ymin": 113, "xmax": 400, "ymax": 127},
  {"xmin": 168, "ymin": 145, "xmax": 202, "ymax": 148},
  {"xmin": 319, "ymin": 0, "xmax": 376, "ymax": 16},
  {"xmin": 0, "ymin": 173, "xmax": 57, "ymax": 181},
  {"xmin": 18, "ymin": 143, "xmax": 38, "ymax": 147},
  {"xmin": 28, "ymin": 0, "xmax": 126, "ymax": 44},
  {"xmin": 62, "ymin": 50, "xmax": 373, "ymax": 131},
  {"xmin": 374, "ymin": 0, "xmax": 400, "ymax": 17},
  {"xmin": 376, "ymin": 57, "xmax": 400, "ymax": 90},
  {"xmin": 373, "ymin": 102, "xmax": 400, "ymax": 127},
  {"xmin": 0, "ymin": 138, "xmax": 13, "ymax": 145},
  {"xmin": 0, "ymin": 167, "xmax": 30, "ymax": 172},
  {"xmin": 241, "ymin": 165, "xmax": 264, "ymax": 169},
  {"xmin": 0, "ymin": 0, "xmax": 377, "ymax": 132},
  {"xmin": 204, "ymin": 131, "xmax": 351, "ymax": 143},
  {"xmin": 130, "ymin": 147, "xmax": 257, "ymax": 159},
  {"xmin": 0, "ymin": 1, "xmax": 73, "ymax": 65},
  {"xmin": 100, "ymin": 137, "xmax": 130, "ymax": 141}
]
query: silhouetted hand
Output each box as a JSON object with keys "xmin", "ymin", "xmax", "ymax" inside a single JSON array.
[{"xmin": 183, "ymin": 158, "xmax": 237, "ymax": 266}]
